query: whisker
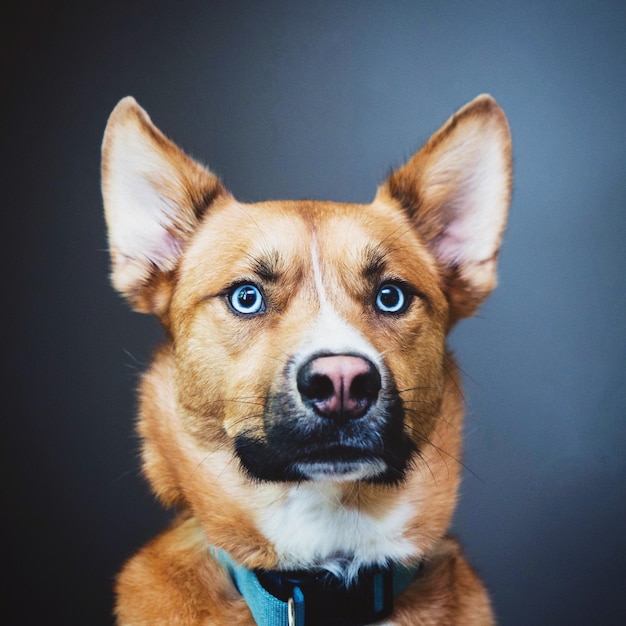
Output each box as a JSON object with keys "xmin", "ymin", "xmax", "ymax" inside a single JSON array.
[
  {"xmin": 412, "ymin": 448, "xmax": 437, "ymax": 484},
  {"xmin": 407, "ymin": 426, "xmax": 484, "ymax": 484},
  {"xmin": 402, "ymin": 406, "xmax": 458, "ymax": 434},
  {"xmin": 199, "ymin": 397, "xmax": 265, "ymax": 407}
]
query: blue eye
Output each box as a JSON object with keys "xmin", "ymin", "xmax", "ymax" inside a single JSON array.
[
  {"xmin": 375, "ymin": 283, "xmax": 408, "ymax": 314},
  {"xmin": 228, "ymin": 284, "xmax": 265, "ymax": 315}
]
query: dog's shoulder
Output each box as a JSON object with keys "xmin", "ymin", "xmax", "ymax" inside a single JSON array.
[{"xmin": 115, "ymin": 515, "xmax": 254, "ymax": 626}]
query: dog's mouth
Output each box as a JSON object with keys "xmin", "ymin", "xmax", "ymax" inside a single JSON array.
[
  {"xmin": 234, "ymin": 393, "xmax": 415, "ymax": 485},
  {"xmin": 235, "ymin": 421, "xmax": 414, "ymax": 485},
  {"xmin": 288, "ymin": 441, "xmax": 390, "ymax": 482}
]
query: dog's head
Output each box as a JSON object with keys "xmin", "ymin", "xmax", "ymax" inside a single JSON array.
[{"xmin": 102, "ymin": 95, "xmax": 511, "ymax": 521}]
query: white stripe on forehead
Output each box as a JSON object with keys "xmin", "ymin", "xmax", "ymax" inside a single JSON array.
[
  {"xmin": 310, "ymin": 240, "xmax": 328, "ymax": 306},
  {"xmin": 304, "ymin": 239, "xmax": 381, "ymax": 366}
]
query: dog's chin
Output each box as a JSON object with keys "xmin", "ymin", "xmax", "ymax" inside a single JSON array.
[{"xmin": 293, "ymin": 459, "xmax": 388, "ymax": 482}]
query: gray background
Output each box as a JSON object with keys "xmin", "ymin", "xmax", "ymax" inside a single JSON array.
[{"xmin": 4, "ymin": 1, "xmax": 625, "ymax": 624}]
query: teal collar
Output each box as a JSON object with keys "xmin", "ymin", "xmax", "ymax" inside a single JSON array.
[{"xmin": 210, "ymin": 546, "xmax": 422, "ymax": 626}]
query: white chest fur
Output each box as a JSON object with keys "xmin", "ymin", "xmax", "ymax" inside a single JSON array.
[{"xmin": 257, "ymin": 482, "xmax": 419, "ymax": 581}]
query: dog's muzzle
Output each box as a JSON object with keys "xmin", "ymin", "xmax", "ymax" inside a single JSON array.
[{"xmin": 234, "ymin": 352, "xmax": 415, "ymax": 485}]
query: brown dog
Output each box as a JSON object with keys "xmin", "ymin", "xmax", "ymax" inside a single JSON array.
[{"xmin": 102, "ymin": 94, "xmax": 511, "ymax": 625}]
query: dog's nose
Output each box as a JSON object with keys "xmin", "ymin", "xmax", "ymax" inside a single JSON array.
[{"xmin": 297, "ymin": 355, "xmax": 381, "ymax": 421}]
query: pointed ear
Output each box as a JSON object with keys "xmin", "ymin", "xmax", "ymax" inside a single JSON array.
[
  {"xmin": 377, "ymin": 94, "xmax": 512, "ymax": 322},
  {"xmin": 101, "ymin": 97, "xmax": 229, "ymax": 314}
]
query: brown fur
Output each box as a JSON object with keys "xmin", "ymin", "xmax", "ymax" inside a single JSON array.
[{"xmin": 102, "ymin": 94, "xmax": 512, "ymax": 625}]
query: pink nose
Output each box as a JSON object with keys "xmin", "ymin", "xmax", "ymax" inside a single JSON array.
[{"xmin": 297, "ymin": 355, "xmax": 381, "ymax": 421}]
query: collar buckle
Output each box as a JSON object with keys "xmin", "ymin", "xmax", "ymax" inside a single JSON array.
[
  {"xmin": 287, "ymin": 597, "xmax": 297, "ymax": 626},
  {"xmin": 256, "ymin": 565, "xmax": 394, "ymax": 626}
]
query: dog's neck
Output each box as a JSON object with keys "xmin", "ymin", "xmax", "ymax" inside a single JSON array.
[
  {"xmin": 211, "ymin": 544, "xmax": 422, "ymax": 626},
  {"xmin": 255, "ymin": 481, "xmax": 420, "ymax": 579}
]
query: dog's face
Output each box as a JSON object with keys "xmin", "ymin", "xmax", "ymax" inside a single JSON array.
[
  {"xmin": 168, "ymin": 197, "xmax": 449, "ymax": 485},
  {"xmin": 102, "ymin": 96, "xmax": 511, "ymax": 566}
]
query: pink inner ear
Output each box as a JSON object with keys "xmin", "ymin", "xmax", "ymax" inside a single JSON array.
[
  {"xmin": 147, "ymin": 227, "xmax": 184, "ymax": 270},
  {"xmin": 432, "ymin": 229, "xmax": 466, "ymax": 267},
  {"xmin": 432, "ymin": 203, "xmax": 498, "ymax": 267},
  {"xmin": 108, "ymin": 168, "xmax": 187, "ymax": 273},
  {"xmin": 426, "ymin": 142, "xmax": 509, "ymax": 269}
]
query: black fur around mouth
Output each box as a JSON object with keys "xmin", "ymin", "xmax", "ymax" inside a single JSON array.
[{"xmin": 234, "ymin": 390, "xmax": 416, "ymax": 485}]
